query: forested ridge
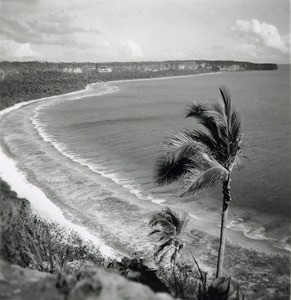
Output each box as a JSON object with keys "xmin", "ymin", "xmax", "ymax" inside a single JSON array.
[{"xmin": 0, "ymin": 60, "xmax": 278, "ymax": 110}]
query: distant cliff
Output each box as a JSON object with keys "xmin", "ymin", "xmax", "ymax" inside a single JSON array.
[
  {"xmin": 0, "ymin": 60, "xmax": 278, "ymax": 79},
  {"xmin": 94, "ymin": 60, "xmax": 278, "ymax": 73}
]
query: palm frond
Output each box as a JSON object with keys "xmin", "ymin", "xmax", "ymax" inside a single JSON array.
[
  {"xmin": 184, "ymin": 130, "xmax": 220, "ymax": 158},
  {"xmin": 185, "ymin": 103, "xmax": 207, "ymax": 119},
  {"xmin": 198, "ymin": 117, "xmax": 224, "ymax": 150},
  {"xmin": 162, "ymin": 130, "xmax": 197, "ymax": 153},
  {"xmin": 229, "ymin": 108, "xmax": 242, "ymax": 150},
  {"xmin": 170, "ymin": 251, "xmax": 178, "ymax": 263},
  {"xmin": 232, "ymin": 151, "xmax": 244, "ymax": 170},
  {"xmin": 183, "ymin": 129, "xmax": 229, "ymax": 165},
  {"xmin": 148, "ymin": 229, "xmax": 161, "ymax": 236},
  {"xmin": 149, "ymin": 209, "xmax": 172, "ymax": 223},
  {"xmin": 186, "ymin": 103, "xmax": 223, "ymax": 147},
  {"xmin": 211, "ymin": 100, "xmax": 227, "ymax": 121},
  {"xmin": 158, "ymin": 235, "xmax": 171, "ymax": 242},
  {"xmin": 155, "ymin": 239, "xmax": 173, "ymax": 256},
  {"xmin": 181, "ymin": 165, "xmax": 229, "ymax": 196},
  {"xmin": 149, "ymin": 218, "xmax": 173, "ymax": 230},
  {"xmin": 219, "ymin": 86, "xmax": 231, "ymax": 122},
  {"xmin": 203, "ymin": 110, "xmax": 227, "ymax": 127},
  {"xmin": 163, "ymin": 131, "xmax": 219, "ymax": 164},
  {"xmin": 149, "ymin": 208, "xmax": 188, "ymax": 239},
  {"xmin": 154, "ymin": 155, "xmax": 185, "ymax": 185},
  {"xmin": 155, "ymin": 132, "xmax": 214, "ymax": 185},
  {"xmin": 157, "ymin": 246, "xmax": 174, "ymax": 264},
  {"xmin": 164, "ymin": 207, "xmax": 181, "ymax": 232},
  {"xmin": 150, "ymin": 208, "xmax": 180, "ymax": 229},
  {"xmin": 149, "ymin": 209, "xmax": 176, "ymax": 227},
  {"xmin": 187, "ymin": 130, "xmax": 217, "ymax": 150}
]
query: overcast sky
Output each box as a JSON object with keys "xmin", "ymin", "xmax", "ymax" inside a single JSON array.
[{"xmin": 0, "ymin": 0, "xmax": 290, "ymax": 63}]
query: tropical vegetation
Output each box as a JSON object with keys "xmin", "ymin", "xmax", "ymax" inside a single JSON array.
[
  {"xmin": 154, "ymin": 86, "xmax": 243, "ymax": 277},
  {"xmin": 0, "ymin": 179, "xmax": 105, "ymax": 273},
  {"xmin": 149, "ymin": 207, "xmax": 205, "ymax": 297}
]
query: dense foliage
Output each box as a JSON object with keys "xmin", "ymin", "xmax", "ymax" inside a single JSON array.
[
  {"xmin": 0, "ymin": 71, "xmax": 93, "ymax": 110},
  {"xmin": 0, "ymin": 179, "xmax": 105, "ymax": 272}
]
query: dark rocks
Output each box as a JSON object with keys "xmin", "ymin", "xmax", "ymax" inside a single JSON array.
[
  {"xmin": 0, "ymin": 260, "xmax": 174, "ymax": 300},
  {"xmin": 108, "ymin": 256, "xmax": 170, "ymax": 294},
  {"xmin": 208, "ymin": 277, "xmax": 244, "ymax": 300},
  {"xmin": 69, "ymin": 278, "xmax": 102, "ymax": 300}
]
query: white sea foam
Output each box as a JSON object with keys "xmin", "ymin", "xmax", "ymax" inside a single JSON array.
[
  {"xmin": 276, "ymin": 236, "xmax": 291, "ymax": 252},
  {"xmin": 32, "ymin": 100, "xmax": 165, "ymax": 206},
  {"xmin": 151, "ymin": 198, "xmax": 167, "ymax": 204},
  {"xmin": 189, "ymin": 213, "xmax": 217, "ymax": 223},
  {"xmin": 0, "ymin": 148, "xmax": 115, "ymax": 258},
  {"xmin": 226, "ymin": 218, "xmax": 277, "ymax": 243},
  {"xmin": 0, "ymin": 82, "xmax": 113, "ymax": 119},
  {"xmin": 110, "ymin": 71, "xmax": 222, "ymax": 84},
  {"xmin": 189, "ymin": 213, "xmax": 280, "ymax": 246}
]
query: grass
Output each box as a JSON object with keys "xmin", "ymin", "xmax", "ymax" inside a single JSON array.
[{"xmin": 0, "ymin": 179, "xmax": 105, "ymax": 273}]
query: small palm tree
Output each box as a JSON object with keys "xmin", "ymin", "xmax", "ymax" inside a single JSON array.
[
  {"xmin": 149, "ymin": 207, "xmax": 204, "ymax": 297},
  {"xmin": 155, "ymin": 86, "xmax": 243, "ymax": 277}
]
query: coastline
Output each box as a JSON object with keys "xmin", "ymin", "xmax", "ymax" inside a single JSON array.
[
  {"xmin": 109, "ymin": 71, "xmax": 222, "ymax": 83},
  {"xmin": 0, "ymin": 73, "xmax": 290, "ymax": 272},
  {"xmin": 0, "ymin": 82, "xmax": 120, "ymax": 259}
]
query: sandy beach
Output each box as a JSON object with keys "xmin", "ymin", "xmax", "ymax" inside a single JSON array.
[{"xmin": 0, "ymin": 82, "xmax": 121, "ymax": 257}]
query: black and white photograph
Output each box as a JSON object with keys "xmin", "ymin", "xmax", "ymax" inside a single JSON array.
[{"xmin": 0, "ymin": 0, "xmax": 290, "ymax": 299}]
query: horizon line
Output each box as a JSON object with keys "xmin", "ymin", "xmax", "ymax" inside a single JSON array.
[{"xmin": 0, "ymin": 59, "xmax": 284, "ymax": 65}]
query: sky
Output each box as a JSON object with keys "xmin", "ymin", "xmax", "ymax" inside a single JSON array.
[{"xmin": 0, "ymin": 0, "xmax": 290, "ymax": 63}]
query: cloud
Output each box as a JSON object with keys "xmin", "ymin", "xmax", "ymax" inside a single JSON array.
[
  {"xmin": 2, "ymin": 0, "xmax": 39, "ymax": 2},
  {"xmin": 119, "ymin": 40, "xmax": 143, "ymax": 58},
  {"xmin": 213, "ymin": 45, "xmax": 225, "ymax": 50},
  {"xmin": 0, "ymin": 12, "xmax": 100, "ymax": 47},
  {"xmin": 232, "ymin": 19, "xmax": 289, "ymax": 53},
  {"xmin": 0, "ymin": 18, "xmax": 76, "ymax": 46},
  {"xmin": 27, "ymin": 12, "xmax": 100, "ymax": 35},
  {"xmin": 0, "ymin": 40, "xmax": 43, "ymax": 60},
  {"xmin": 234, "ymin": 43, "xmax": 262, "ymax": 59}
]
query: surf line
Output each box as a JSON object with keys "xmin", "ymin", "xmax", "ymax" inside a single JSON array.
[
  {"xmin": 110, "ymin": 71, "xmax": 222, "ymax": 84},
  {"xmin": 0, "ymin": 82, "xmax": 120, "ymax": 258}
]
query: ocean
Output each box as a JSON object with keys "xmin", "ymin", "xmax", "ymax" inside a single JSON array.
[{"xmin": 1, "ymin": 66, "xmax": 290, "ymax": 257}]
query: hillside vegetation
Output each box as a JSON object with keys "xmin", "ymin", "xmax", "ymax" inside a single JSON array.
[{"xmin": 0, "ymin": 60, "xmax": 278, "ymax": 110}]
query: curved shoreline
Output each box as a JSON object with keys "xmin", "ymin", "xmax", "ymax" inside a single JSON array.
[
  {"xmin": 0, "ymin": 82, "xmax": 120, "ymax": 259},
  {"xmin": 109, "ymin": 71, "xmax": 222, "ymax": 83},
  {"xmin": 0, "ymin": 77, "xmax": 289, "ymax": 261}
]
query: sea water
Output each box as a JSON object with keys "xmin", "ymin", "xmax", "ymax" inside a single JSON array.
[{"xmin": 1, "ymin": 67, "xmax": 290, "ymax": 253}]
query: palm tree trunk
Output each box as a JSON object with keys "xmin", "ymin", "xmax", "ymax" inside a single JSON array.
[
  {"xmin": 216, "ymin": 173, "xmax": 231, "ymax": 278},
  {"xmin": 173, "ymin": 252, "xmax": 179, "ymax": 297}
]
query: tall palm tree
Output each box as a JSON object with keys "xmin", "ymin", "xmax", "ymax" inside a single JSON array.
[
  {"xmin": 149, "ymin": 207, "xmax": 205, "ymax": 297},
  {"xmin": 154, "ymin": 86, "xmax": 243, "ymax": 277}
]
